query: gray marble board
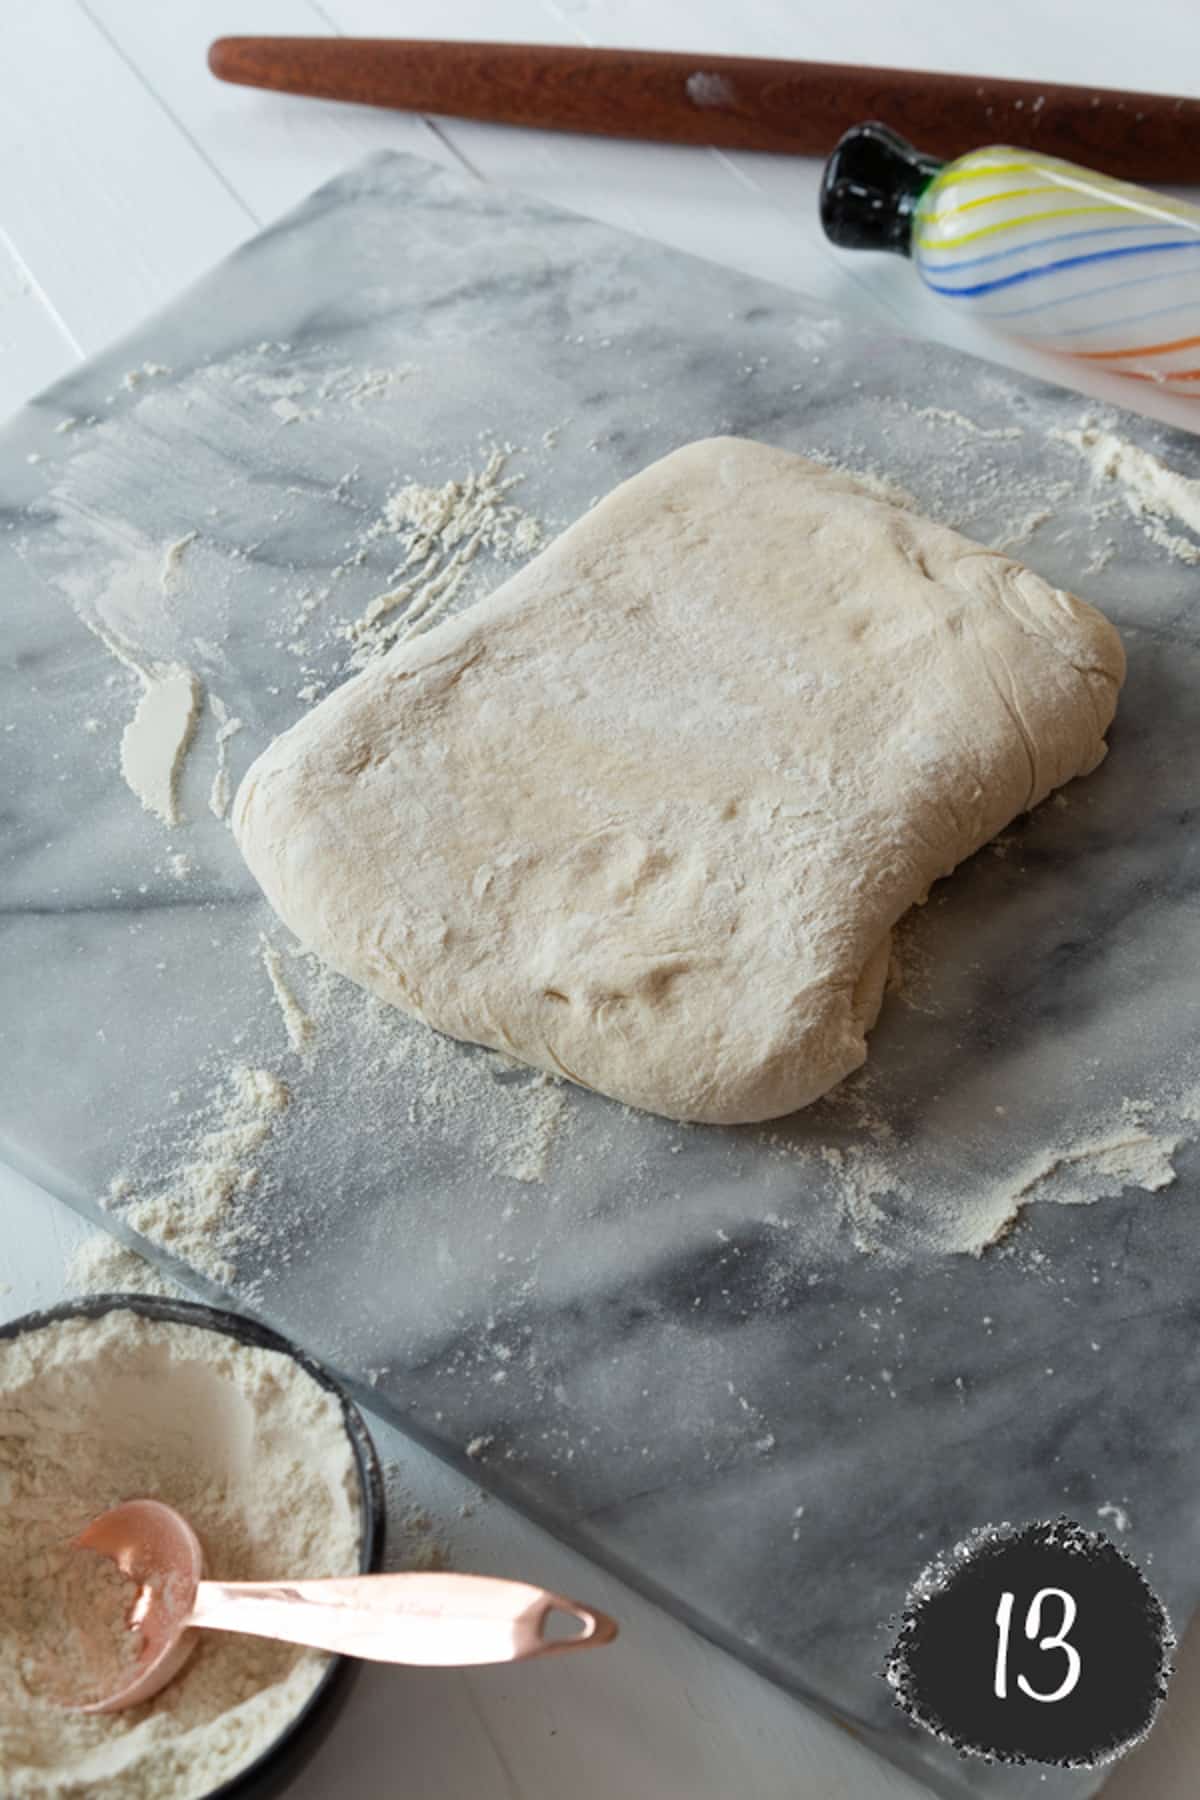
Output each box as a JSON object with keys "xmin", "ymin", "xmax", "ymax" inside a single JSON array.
[{"xmin": 4, "ymin": 152, "xmax": 1200, "ymax": 1799}]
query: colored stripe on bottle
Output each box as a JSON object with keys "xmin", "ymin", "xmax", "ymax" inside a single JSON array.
[
  {"xmin": 921, "ymin": 239, "xmax": 1200, "ymax": 300},
  {"xmin": 915, "ymin": 220, "xmax": 1185, "ymax": 277}
]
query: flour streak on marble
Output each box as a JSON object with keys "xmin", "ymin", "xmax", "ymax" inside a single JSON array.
[{"xmin": 3, "ymin": 153, "xmax": 1200, "ymax": 1800}]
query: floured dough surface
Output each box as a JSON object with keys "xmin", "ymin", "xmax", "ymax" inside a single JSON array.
[{"xmin": 234, "ymin": 438, "xmax": 1124, "ymax": 1124}]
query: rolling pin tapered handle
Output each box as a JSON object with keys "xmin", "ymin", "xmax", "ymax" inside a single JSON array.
[{"xmin": 208, "ymin": 37, "xmax": 1200, "ymax": 182}]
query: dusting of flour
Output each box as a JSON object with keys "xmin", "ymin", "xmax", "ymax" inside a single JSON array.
[
  {"xmin": 102, "ymin": 961, "xmax": 573, "ymax": 1292},
  {"xmin": 290, "ymin": 958, "xmax": 573, "ymax": 1190},
  {"xmin": 107, "ymin": 1068, "xmax": 291, "ymax": 1286}
]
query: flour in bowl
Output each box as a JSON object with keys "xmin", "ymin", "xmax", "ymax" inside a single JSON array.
[{"xmin": 0, "ymin": 1307, "xmax": 362, "ymax": 1798}]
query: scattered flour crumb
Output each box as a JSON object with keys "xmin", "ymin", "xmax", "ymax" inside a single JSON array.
[
  {"xmin": 123, "ymin": 361, "xmax": 171, "ymax": 389},
  {"xmin": 502, "ymin": 1081, "xmax": 569, "ymax": 1185},
  {"xmin": 908, "ymin": 404, "xmax": 1024, "ymax": 442},
  {"xmin": 381, "ymin": 1464, "xmax": 453, "ymax": 1571},
  {"xmin": 1097, "ymin": 1502, "xmax": 1131, "ymax": 1534},
  {"xmin": 259, "ymin": 938, "xmax": 316, "ymax": 1056},
  {"xmin": 208, "ymin": 694, "xmax": 243, "ymax": 821},
  {"xmin": 65, "ymin": 1230, "xmax": 184, "ymax": 1299},
  {"xmin": 989, "ymin": 508, "xmax": 1050, "ymax": 553},
  {"xmin": 160, "ymin": 531, "xmax": 197, "ymax": 590},
  {"xmin": 348, "ymin": 446, "xmax": 544, "ymax": 663},
  {"xmin": 1053, "ymin": 421, "xmax": 1200, "ymax": 565},
  {"xmin": 1084, "ymin": 538, "xmax": 1118, "ymax": 575},
  {"xmin": 318, "ymin": 365, "xmax": 410, "ymax": 408}
]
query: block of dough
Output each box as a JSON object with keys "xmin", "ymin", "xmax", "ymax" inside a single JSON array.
[{"xmin": 234, "ymin": 438, "xmax": 1124, "ymax": 1125}]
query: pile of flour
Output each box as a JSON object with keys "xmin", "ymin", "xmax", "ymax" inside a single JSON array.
[
  {"xmin": 0, "ymin": 1309, "xmax": 362, "ymax": 1798},
  {"xmin": 66, "ymin": 1232, "xmax": 182, "ymax": 1300}
]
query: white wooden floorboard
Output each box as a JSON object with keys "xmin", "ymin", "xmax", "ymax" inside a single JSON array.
[
  {"xmin": 552, "ymin": 0, "xmax": 1197, "ymax": 91},
  {"xmin": 0, "ymin": 0, "xmax": 255, "ymax": 356},
  {"xmin": 0, "ymin": 239, "xmax": 80, "ymax": 422},
  {"xmin": 84, "ymin": 0, "xmax": 465, "ymax": 228},
  {"xmin": 0, "ymin": 1169, "xmax": 92, "ymax": 1314}
]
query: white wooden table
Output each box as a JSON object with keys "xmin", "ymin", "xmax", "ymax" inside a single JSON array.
[{"xmin": 3, "ymin": 5, "xmax": 1198, "ymax": 1794}]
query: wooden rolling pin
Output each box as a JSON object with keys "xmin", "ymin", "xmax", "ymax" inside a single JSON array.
[{"xmin": 207, "ymin": 38, "xmax": 1200, "ymax": 182}]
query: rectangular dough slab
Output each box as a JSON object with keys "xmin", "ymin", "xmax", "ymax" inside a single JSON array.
[{"xmin": 234, "ymin": 438, "xmax": 1124, "ymax": 1124}]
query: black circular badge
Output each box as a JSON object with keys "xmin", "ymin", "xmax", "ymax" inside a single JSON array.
[{"xmin": 884, "ymin": 1518, "xmax": 1173, "ymax": 1768}]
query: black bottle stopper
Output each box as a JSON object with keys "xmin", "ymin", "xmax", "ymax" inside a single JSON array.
[{"xmin": 819, "ymin": 122, "xmax": 944, "ymax": 258}]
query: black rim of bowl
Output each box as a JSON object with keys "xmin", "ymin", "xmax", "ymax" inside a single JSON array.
[{"xmin": 0, "ymin": 1291, "xmax": 387, "ymax": 1799}]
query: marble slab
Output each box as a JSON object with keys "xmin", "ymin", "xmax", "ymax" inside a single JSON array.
[{"xmin": 4, "ymin": 152, "xmax": 1200, "ymax": 1799}]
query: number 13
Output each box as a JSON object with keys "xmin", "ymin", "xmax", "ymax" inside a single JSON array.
[{"xmin": 994, "ymin": 1589, "xmax": 1082, "ymax": 1702}]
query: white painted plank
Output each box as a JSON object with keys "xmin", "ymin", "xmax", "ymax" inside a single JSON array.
[
  {"xmin": 0, "ymin": 0, "xmax": 254, "ymax": 355},
  {"xmin": 545, "ymin": 0, "xmax": 1200, "ymax": 90},
  {"xmin": 0, "ymin": 1167, "xmax": 91, "ymax": 1314},
  {"xmin": 0, "ymin": 238, "xmax": 79, "ymax": 424},
  {"xmin": 82, "ymin": 0, "xmax": 466, "ymax": 228}
]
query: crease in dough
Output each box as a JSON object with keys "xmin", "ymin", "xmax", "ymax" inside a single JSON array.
[{"xmin": 234, "ymin": 438, "xmax": 1124, "ymax": 1125}]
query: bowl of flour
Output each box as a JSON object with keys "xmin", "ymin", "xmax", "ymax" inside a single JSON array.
[{"xmin": 0, "ymin": 1293, "xmax": 385, "ymax": 1799}]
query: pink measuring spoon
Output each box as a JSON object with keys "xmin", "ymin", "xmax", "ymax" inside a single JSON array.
[{"xmin": 63, "ymin": 1498, "xmax": 617, "ymax": 1713}]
